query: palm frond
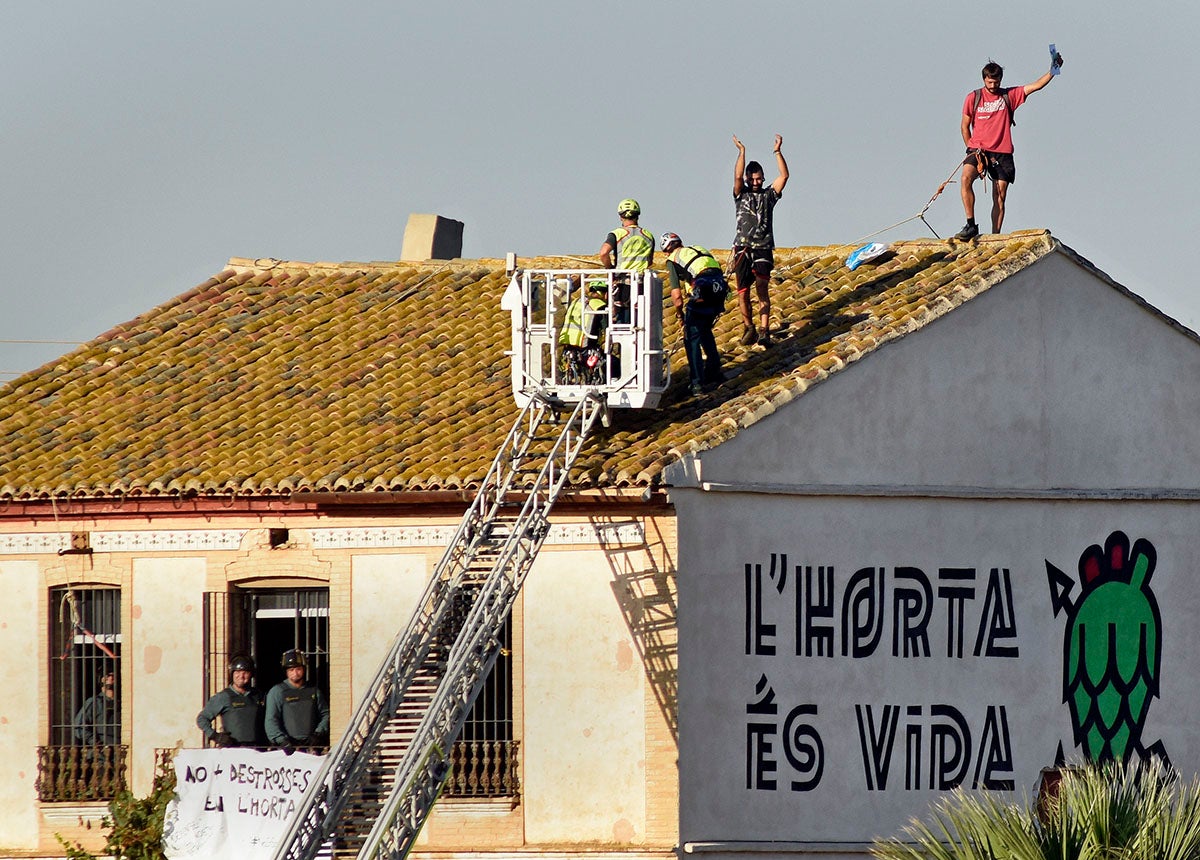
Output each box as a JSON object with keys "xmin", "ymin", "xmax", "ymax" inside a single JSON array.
[{"xmin": 872, "ymin": 757, "xmax": 1200, "ymax": 860}]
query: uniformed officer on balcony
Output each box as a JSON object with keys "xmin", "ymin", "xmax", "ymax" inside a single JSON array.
[
  {"xmin": 197, "ymin": 654, "xmax": 266, "ymax": 747},
  {"xmin": 265, "ymin": 649, "xmax": 330, "ymax": 750}
]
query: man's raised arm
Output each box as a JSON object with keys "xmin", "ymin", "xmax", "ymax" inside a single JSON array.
[{"xmin": 733, "ymin": 135, "xmax": 746, "ymax": 196}]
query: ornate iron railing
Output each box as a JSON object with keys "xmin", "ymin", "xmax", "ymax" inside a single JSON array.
[
  {"xmin": 36, "ymin": 744, "xmax": 129, "ymax": 802},
  {"xmin": 444, "ymin": 740, "xmax": 520, "ymax": 799}
]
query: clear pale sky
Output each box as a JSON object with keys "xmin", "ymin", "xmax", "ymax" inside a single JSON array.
[{"xmin": 2, "ymin": 1, "xmax": 1195, "ymax": 378}]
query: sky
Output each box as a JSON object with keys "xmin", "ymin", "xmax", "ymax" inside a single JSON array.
[{"xmin": 2, "ymin": 1, "xmax": 1196, "ymax": 379}]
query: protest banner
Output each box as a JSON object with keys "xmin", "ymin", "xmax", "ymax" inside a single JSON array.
[{"xmin": 162, "ymin": 748, "xmax": 327, "ymax": 860}]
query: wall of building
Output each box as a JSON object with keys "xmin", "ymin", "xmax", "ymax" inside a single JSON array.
[
  {"xmin": 349, "ymin": 553, "xmax": 427, "ymax": 707},
  {"xmin": 0, "ymin": 560, "xmax": 40, "ymax": 848},
  {"xmin": 523, "ymin": 548, "xmax": 647, "ymax": 842},
  {"xmin": 676, "ymin": 490, "xmax": 1200, "ymax": 857},
  {"xmin": 672, "ymin": 257, "xmax": 1200, "ymax": 858},
  {"xmin": 693, "ymin": 253, "xmax": 1200, "ymax": 492},
  {"xmin": 131, "ymin": 557, "xmax": 206, "ymax": 795},
  {"xmin": 0, "ymin": 510, "xmax": 679, "ymax": 859}
]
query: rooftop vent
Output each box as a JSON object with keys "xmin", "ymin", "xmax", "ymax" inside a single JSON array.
[{"xmin": 400, "ymin": 214, "xmax": 464, "ymax": 261}]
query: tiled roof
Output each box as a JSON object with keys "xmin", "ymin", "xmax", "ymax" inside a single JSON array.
[{"xmin": 0, "ymin": 231, "xmax": 1062, "ymax": 502}]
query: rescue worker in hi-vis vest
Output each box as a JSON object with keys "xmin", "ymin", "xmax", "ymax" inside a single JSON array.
[
  {"xmin": 558, "ymin": 278, "xmax": 609, "ymax": 385},
  {"xmin": 598, "ymin": 198, "xmax": 653, "ymax": 324},
  {"xmin": 661, "ymin": 232, "xmax": 725, "ymax": 397}
]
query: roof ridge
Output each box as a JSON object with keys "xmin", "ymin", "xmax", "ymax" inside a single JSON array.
[{"xmin": 226, "ymin": 230, "xmax": 1055, "ymax": 274}]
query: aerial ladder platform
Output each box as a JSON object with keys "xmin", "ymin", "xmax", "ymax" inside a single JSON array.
[{"xmin": 272, "ymin": 265, "xmax": 667, "ymax": 860}]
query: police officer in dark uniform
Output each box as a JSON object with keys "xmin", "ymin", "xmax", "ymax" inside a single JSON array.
[
  {"xmin": 196, "ymin": 654, "xmax": 266, "ymax": 747},
  {"xmin": 265, "ymin": 649, "xmax": 330, "ymax": 750}
]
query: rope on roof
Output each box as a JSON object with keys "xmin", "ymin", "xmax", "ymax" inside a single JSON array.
[
  {"xmin": 47, "ymin": 494, "xmax": 116, "ymax": 661},
  {"xmin": 770, "ymin": 157, "xmax": 966, "ymax": 279},
  {"xmin": 377, "ymin": 260, "xmax": 456, "ymax": 313}
]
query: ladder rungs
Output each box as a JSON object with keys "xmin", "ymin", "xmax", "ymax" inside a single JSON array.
[{"xmin": 280, "ymin": 394, "xmax": 604, "ymax": 860}]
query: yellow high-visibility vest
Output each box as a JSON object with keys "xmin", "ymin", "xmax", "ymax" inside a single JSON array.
[
  {"xmin": 559, "ymin": 296, "xmax": 607, "ymax": 347},
  {"xmin": 669, "ymin": 245, "xmax": 721, "ymax": 279},
  {"xmin": 613, "ymin": 226, "xmax": 653, "ymax": 271}
]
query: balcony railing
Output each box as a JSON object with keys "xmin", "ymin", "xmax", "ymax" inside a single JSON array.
[
  {"xmin": 152, "ymin": 739, "xmax": 520, "ymax": 804},
  {"xmin": 444, "ymin": 740, "xmax": 520, "ymax": 799},
  {"xmin": 37, "ymin": 745, "xmax": 129, "ymax": 802}
]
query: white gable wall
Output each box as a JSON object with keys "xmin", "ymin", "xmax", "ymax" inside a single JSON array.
[
  {"xmin": 690, "ymin": 251, "xmax": 1200, "ymax": 492},
  {"xmin": 673, "ymin": 253, "xmax": 1200, "ymax": 858}
]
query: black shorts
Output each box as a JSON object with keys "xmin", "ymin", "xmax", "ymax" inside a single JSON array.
[
  {"xmin": 963, "ymin": 150, "xmax": 1016, "ymax": 184},
  {"xmin": 733, "ymin": 245, "xmax": 774, "ymax": 291}
]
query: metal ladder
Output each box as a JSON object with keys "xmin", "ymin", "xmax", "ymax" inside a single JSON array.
[{"xmin": 273, "ymin": 390, "xmax": 607, "ymax": 860}]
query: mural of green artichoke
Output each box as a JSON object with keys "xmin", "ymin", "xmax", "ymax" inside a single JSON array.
[{"xmin": 1046, "ymin": 530, "xmax": 1163, "ymax": 763}]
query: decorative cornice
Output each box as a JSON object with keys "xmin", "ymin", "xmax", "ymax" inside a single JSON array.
[
  {"xmin": 0, "ymin": 521, "xmax": 646, "ymax": 555},
  {"xmin": 0, "ymin": 532, "xmax": 70, "ymax": 555},
  {"xmin": 310, "ymin": 525, "xmax": 456, "ymax": 549},
  {"xmin": 93, "ymin": 530, "xmax": 249, "ymax": 553},
  {"xmin": 309, "ymin": 522, "xmax": 644, "ymax": 549}
]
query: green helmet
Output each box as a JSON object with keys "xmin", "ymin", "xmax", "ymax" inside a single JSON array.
[
  {"xmin": 617, "ymin": 198, "xmax": 641, "ymax": 218},
  {"xmin": 229, "ymin": 654, "xmax": 256, "ymax": 675}
]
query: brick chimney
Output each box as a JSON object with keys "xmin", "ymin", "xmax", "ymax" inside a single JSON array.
[{"xmin": 400, "ymin": 214, "xmax": 464, "ymax": 261}]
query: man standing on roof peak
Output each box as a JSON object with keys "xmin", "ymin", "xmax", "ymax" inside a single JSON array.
[
  {"xmin": 956, "ymin": 51, "xmax": 1063, "ymax": 240},
  {"xmin": 732, "ymin": 134, "xmax": 788, "ymax": 348},
  {"xmin": 599, "ymin": 198, "xmax": 654, "ymax": 324}
]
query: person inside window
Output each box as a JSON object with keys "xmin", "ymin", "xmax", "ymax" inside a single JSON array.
[{"xmin": 73, "ymin": 670, "xmax": 119, "ymax": 746}]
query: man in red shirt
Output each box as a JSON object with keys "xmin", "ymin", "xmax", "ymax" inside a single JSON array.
[{"xmin": 955, "ymin": 53, "xmax": 1063, "ymax": 240}]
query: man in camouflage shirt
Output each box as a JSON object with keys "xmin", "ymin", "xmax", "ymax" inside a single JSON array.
[{"xmin": 732, "ymin": 134, "xmax": 788, "ymax": 347}]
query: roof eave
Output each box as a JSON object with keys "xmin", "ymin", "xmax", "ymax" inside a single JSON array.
[{"xmin": 0, "ymin": 486, "xmax": 670, "ymax": 523}]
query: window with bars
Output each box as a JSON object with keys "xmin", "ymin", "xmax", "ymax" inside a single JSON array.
[
  {"xmin": 444, "ymin": 614, "xmax": 518, "ymax": 799},
  {"xmin": 38, "ymin": 586, "xmax": 126, "ymax": 801},
  {"xmin": 49, "ymin": 587, "xmax": 122, "ymax": 745},
  {"xmin": 249, "ymin": 589, "xmax": 330, "ymax": 694}
]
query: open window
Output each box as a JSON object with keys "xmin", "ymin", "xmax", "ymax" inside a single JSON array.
[
  {"xmin": 203, "ymin": 586, "xmax": 330, "ymax": 742},
  {"xmin": 444, "ymin": 610, "xmax": 518, "ymax": 799}
]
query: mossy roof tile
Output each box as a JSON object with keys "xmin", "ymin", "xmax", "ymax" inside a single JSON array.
[{"xmin": 0, "ymin": 232, "xmax": 1066, "ymax": 501}]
